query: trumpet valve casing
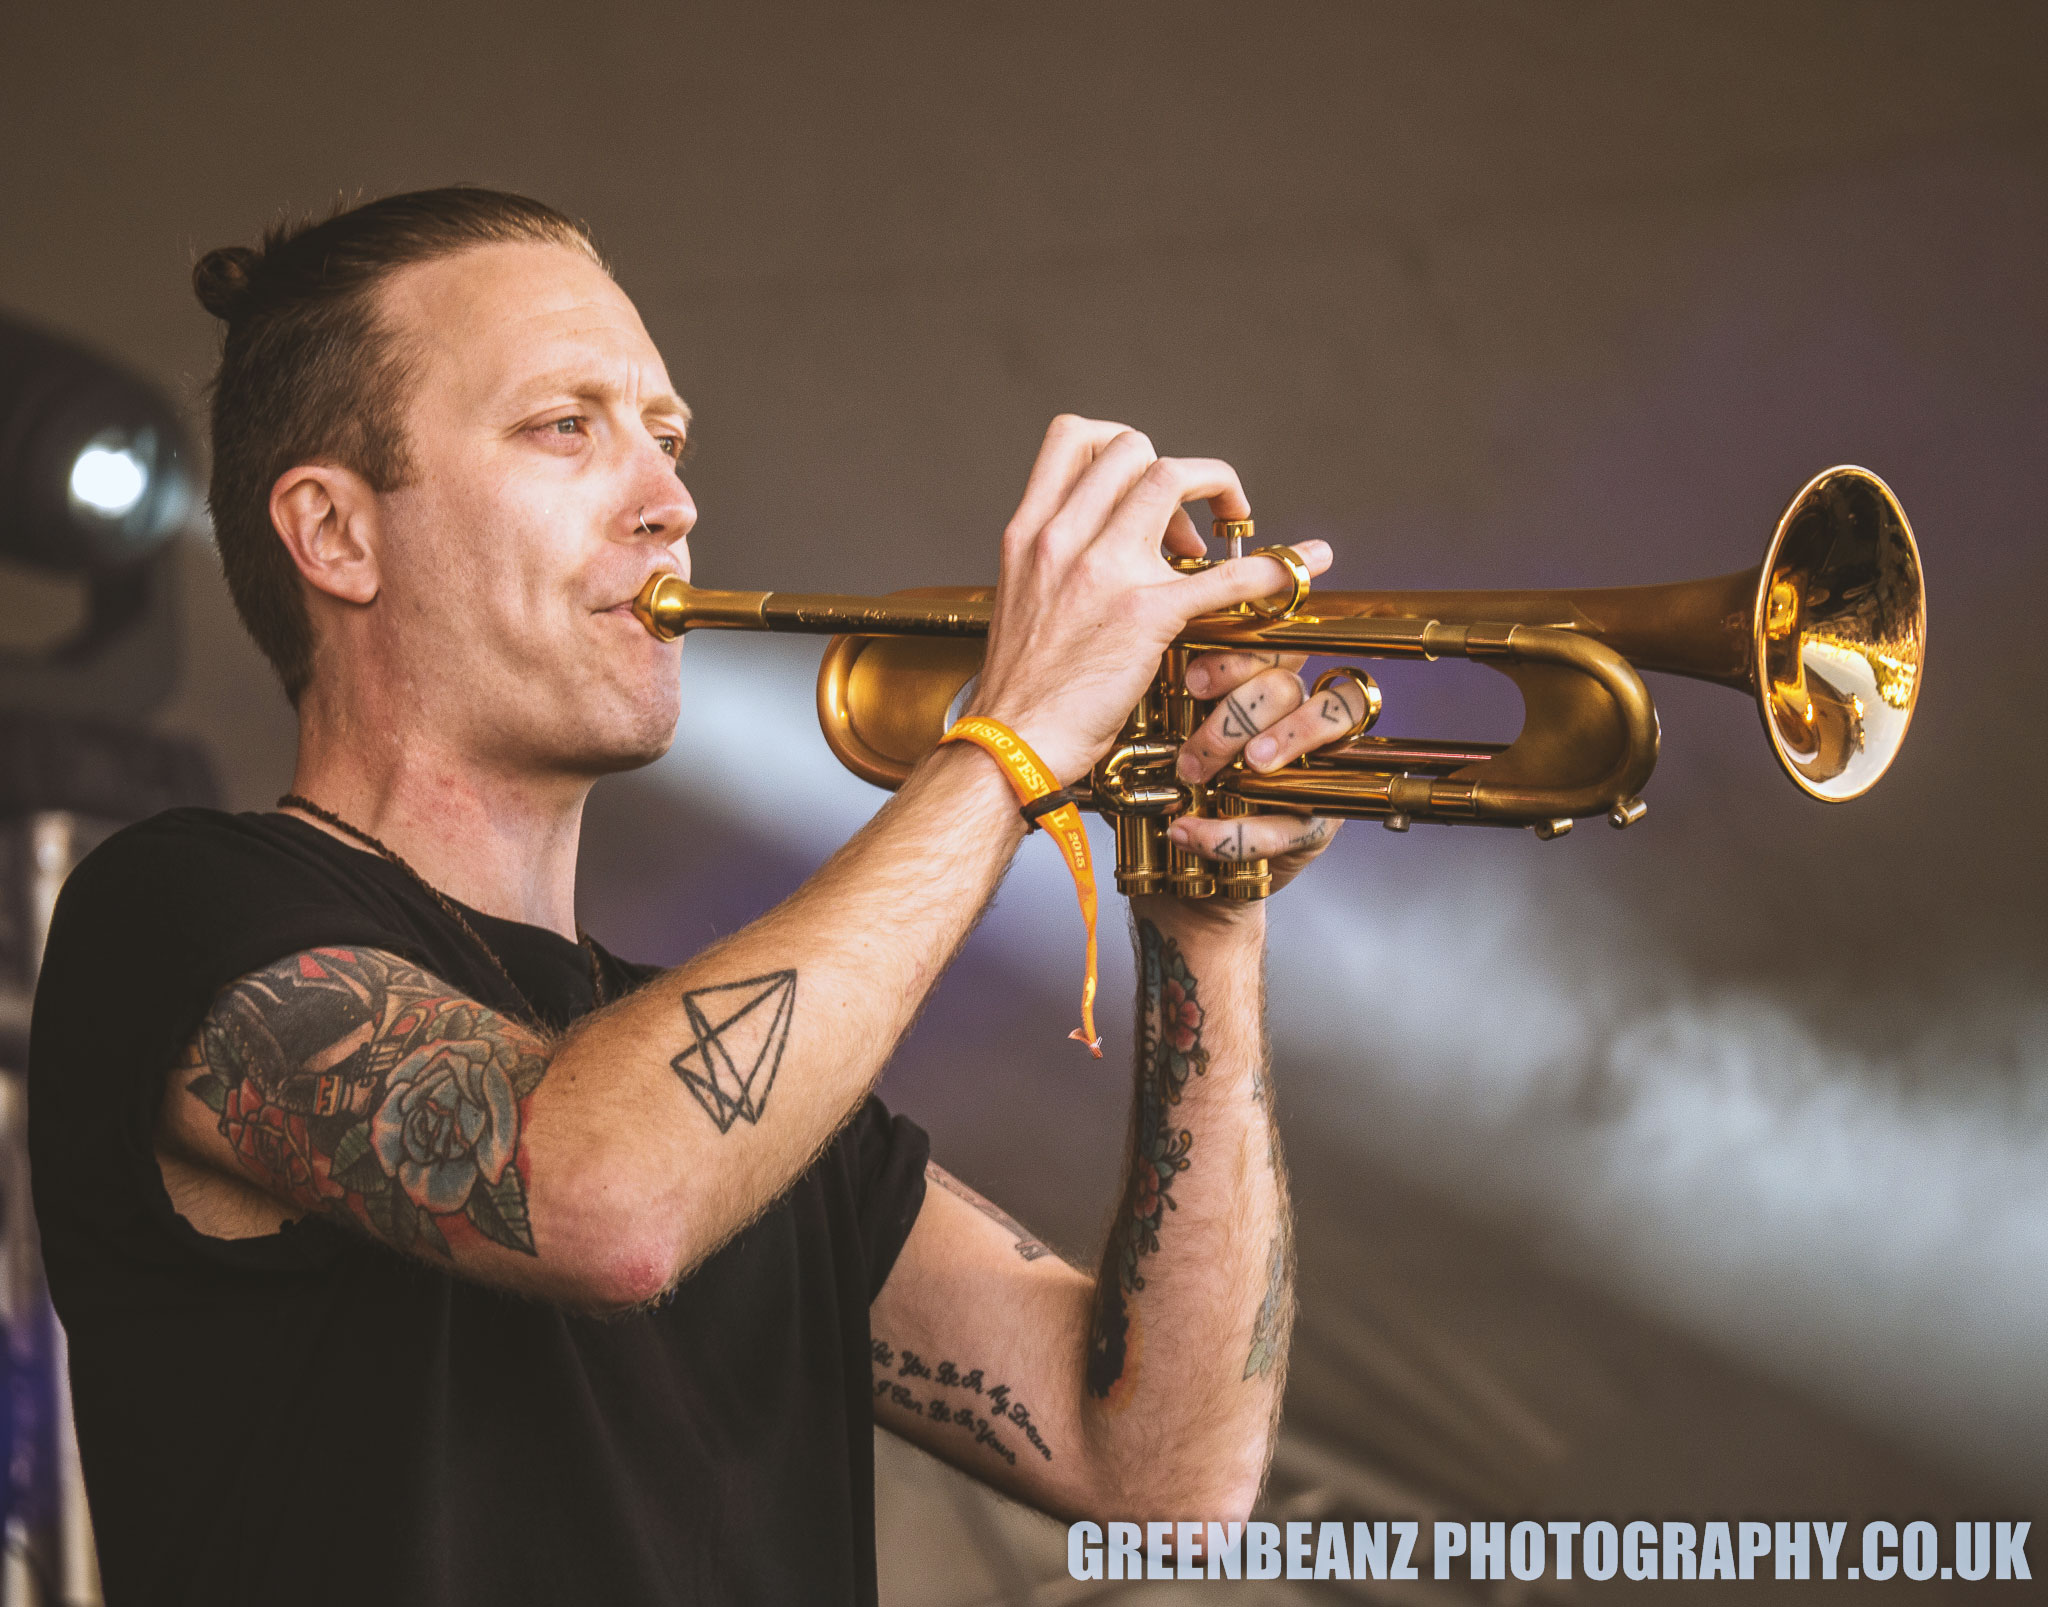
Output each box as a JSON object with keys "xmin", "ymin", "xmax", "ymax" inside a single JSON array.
[
  {"xmin": 1160, "ymin": 647, "xmax": 1218, "ymax": 900},
  {"xmin": 1104, "ymin": 689, "xmax": 1169, "ymax": 896},
  {"xmin": 1211, "ymin": 786, "xmax": 1273, "ymax": 900}
]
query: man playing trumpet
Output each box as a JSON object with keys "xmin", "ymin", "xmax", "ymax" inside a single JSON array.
[{"xmin": 30, "ymin": 187, "xmax": 1367, "ymax": 1605}]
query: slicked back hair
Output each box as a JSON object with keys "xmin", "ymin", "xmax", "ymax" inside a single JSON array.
[{"xmin": 193, "ymin": 187, "xmax": 605, "ymax": 704}]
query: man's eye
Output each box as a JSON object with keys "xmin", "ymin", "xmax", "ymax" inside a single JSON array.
[
  {"xmin": 657, "ymin": 436, "xmax": 682, "ymax": 458},
  {"xmin": 538, "ymin": 416, "xmax": 584, "ymax": 437}
]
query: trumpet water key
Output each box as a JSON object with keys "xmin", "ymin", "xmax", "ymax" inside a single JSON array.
[{"xmin": 633, "ymin": 466, "xmax": 1925, "ymax": 902}]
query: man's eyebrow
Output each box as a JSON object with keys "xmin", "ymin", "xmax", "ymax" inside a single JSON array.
[{"xmin": 507, "ymin": 371, "xmax": 691, "ymax": 424}]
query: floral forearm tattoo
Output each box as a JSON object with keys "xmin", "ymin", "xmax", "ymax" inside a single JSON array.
[
  {"xmin": 1087, "ymin": 917, "xmax": 1210, "ymax": 1401},
  {"xmin": 181, "ymin": 947, "xmax": 549, "ymax": 1259}
]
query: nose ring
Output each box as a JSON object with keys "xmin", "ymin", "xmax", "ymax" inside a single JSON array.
[{"xmin": 636, "ymin": 507, "xmax": 653, "ymax": 536}]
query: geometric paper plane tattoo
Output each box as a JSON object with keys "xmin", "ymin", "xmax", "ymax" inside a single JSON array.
[{"xmin": 669, "ymin": 970, "xmax": 797, "ymax": 1133}]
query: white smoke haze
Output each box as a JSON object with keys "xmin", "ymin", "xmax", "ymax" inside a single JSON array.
[
  {"xmin": 1277, "ymin": 870, "xmax": 2048, "ymax": 1497},
  {"xmin": 658, "ymin": 634, "xmax": 2048, "ymax": 1499}
]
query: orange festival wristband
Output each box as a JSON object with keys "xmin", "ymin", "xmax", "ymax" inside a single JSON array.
[{"xmin": 940, "ymin": 716, "xmax": 1103, "ymax": 1057}]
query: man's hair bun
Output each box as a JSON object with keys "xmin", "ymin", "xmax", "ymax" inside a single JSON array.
[{"xmin": 192, "ymin": 244, "xmax": 262, "ymax": 321}]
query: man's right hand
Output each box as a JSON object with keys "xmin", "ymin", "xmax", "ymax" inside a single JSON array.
[{"xmin": 964, "ymin": 415, "xmax": 1333, "ymax": 784}]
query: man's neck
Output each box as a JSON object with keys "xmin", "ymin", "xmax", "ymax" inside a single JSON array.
[{"xmin": 285, "ymin": 699, "xmax": 590, "ymax": 939}]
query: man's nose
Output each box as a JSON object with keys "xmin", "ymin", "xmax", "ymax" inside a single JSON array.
[{"xmin": 629, "ymin": 465, "xmax": 696, "ymax": 545}]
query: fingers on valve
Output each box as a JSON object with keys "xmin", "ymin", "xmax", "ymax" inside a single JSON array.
[
  {"xmin": 1162, "ymin": 505, "xmax": 1206, "ymax": 559},
  {"xmin": 1240, "ymin": 668, "xmax": 1381, "ymax": 772},
  {"xmin": 1168, "ymin": 813, "xmax": 1339, "ymax": 862},
  {"xmin": 1173, "ymin": 539, "xmax": 1332, "ymax": 618},
  {"xmin": 1308, "ymin": 667, "xmax": 1381, "ymax": 742},
  {"xmin": 1114, "ymin": 456, "xmax": 1249, "ymax": 543},
  {"xmin": 1183, "ymin": 650, "xmax": 1305, "ymax": 700},
  {"xmin": 1178, "ymin": 665, "xmax": 1305, "ymax": 782}
]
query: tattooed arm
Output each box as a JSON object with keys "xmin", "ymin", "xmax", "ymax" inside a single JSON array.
[
  {"xmin": 866, "ymin": 640, "xmax": 1353, "ymax": 1518},
  {"xmin": 868, "ymin": 906, "xmax": 1290, "ymax": 1520},
  {"xmin": 158, "ymin": 949, "xmax": 553, "ymax": 1264},
  {"xmin": 1081, "ymin": 905, "xmax": 1292, "ymax": 1511},
  {"xmin": 155, "ymin": 739, "xmax": 1027, "ymax": 1309}
]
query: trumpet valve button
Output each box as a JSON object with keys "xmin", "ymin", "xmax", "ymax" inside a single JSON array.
[
  {"xmin": 1214, "ymin": 518, "xmax": 1255, "ymax": 560},
  {"xmin": 1532, "ymin": 817, "xmax": 1575, "ymax": 840},
  {"xmin": 1608, "ymin": 797, "xmax": 1649, "ymax": 829},
  {"xmin": 1383, "ymin": 812, "xmax": 1411, "ymax": 833}
]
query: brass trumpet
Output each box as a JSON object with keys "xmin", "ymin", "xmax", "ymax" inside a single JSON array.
[{"xmin": 634, "ymin": 466, "xmax": 1925, "ymax": 901}]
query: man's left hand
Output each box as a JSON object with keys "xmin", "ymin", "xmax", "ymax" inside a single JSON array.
[{"xmin": 1161, "ymin": 649, "xmax": 1368, "ymax": 899}]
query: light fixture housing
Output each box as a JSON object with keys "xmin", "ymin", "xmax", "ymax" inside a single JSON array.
[{"xmin": 0, "ymin": 313, "xmax": 195, "ymax": 574}]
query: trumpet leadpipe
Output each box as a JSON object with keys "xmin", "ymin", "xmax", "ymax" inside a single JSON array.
[{"xmin": 634, "ymin": 576, "xmax": 994, "ymax": 640}]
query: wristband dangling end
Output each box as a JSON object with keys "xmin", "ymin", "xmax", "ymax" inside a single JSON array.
[{"xmin": 941, "ymin": 715, "xmax": 1105, "ymax": 1058}]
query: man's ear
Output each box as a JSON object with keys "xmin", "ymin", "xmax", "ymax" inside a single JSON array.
[{"xmin": 269, "ymin": 463, "xmax": 380, "ymax": 605}]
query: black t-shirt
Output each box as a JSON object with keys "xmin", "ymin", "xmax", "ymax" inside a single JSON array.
[{"xmin": 27, "ymin": 808, "xmax": 928, "ymax": 1607}]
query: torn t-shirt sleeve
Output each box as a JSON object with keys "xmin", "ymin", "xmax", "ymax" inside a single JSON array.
[{"xmin": 28, "ymin": 809, "xmax": 425, "ymax": 1283}]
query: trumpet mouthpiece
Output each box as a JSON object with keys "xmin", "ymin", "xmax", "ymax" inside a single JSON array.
[
  {"xmin": 630, "ymin": 572, "xmax": 776, "ymax": 636},
  {"xmin": 632, "ymin": 572, "xmax": 690, "ymax": 640}
]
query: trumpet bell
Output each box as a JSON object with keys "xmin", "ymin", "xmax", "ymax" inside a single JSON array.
[{"xmin": 1753, "ymin": 466, "xmax": 1925, "ymax": 801}]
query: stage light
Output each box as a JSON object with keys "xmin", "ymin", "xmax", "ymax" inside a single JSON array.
[
  {"xmin": 2, "ymin": 313, "xmax": 197, "ymax": 717},
  {"xmin": 0, "ymin": 313, "xmax": 196, "ymax": 575},
  {"xmin": 68, "ymin": 438, "xmax": 151, "ymax": 518}
]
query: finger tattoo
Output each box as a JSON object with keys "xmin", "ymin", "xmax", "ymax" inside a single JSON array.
[{"xmin": 1219, "ymin": 691, "xmax": 1260, "ymax": 741}]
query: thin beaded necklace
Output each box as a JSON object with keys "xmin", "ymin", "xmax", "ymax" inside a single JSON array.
[{"xmin": 277, "ymin": 793, "xmax": 606, "ymax": 1023}]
